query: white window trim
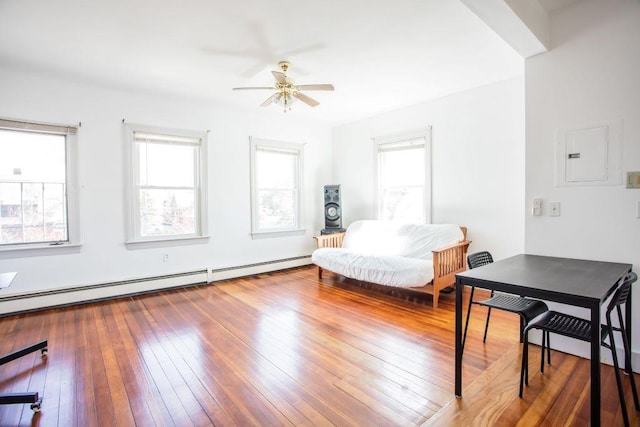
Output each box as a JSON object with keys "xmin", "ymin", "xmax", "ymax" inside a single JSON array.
[
  {"xmin": 373, "ymin": 127, "xmax": 432, "ymax": 224},
  {"xmin": 124, "ymin": 123, "xmax": 209, "ymax": 246},
  {"xmin": 249, "ymin": 136, "xmax": 305, "ymax": 239},
  {"xmin": 0, "ymin": 118, "xmax": 81, "ymax": 256}
]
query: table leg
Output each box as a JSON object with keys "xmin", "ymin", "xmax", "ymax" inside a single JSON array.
[
  {"xmin": 455, "ymin": 278, "xmax": 463, "ymax": 397},
  {"xmin": 590, "ymin": 303, "xmax": 601, "ymax": 426},
  {"xmin": 625, "ymin": 281, "xmax": 632, "ymax": 374}
]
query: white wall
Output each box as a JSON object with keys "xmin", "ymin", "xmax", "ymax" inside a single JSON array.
[
  {"xmin": 525, "ymin": 0, "xmax": 640, "ymax": 360},
  {"xmin": 332, "ymin": 77, "xmax": 525, "ymax": 260},
  {"xmin": 0, "ymin": 67, "xmax": 333, "ymax": 303}
]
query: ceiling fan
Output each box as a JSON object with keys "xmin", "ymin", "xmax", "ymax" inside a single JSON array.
[{"xmin": 232, "ymin": 61, "xmax": 334, "ymax": 112}]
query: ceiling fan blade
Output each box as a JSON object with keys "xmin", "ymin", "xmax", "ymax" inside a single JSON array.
[
  {"xmin": 260, "ymin": 93, "xmax": 278, "ymax": 107},
  {"xmin": 295, "ymin": 84, "xmax": 335, "ymax": 91},
  {"xmin": 293, "ymin": 92, "xmax": 319, "ymax": 107},
  {"xmin": 232, "ymin": 87, "xmax": 275, "ymax": 91},
  {"xmin": 272, "ymin": 71, "xmax": 287, "ymax": 84}
]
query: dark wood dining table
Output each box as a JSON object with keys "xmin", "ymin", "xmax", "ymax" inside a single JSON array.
[{"xmin": 454, "ymin": 254, "xmax": 633, "ymax": 426}]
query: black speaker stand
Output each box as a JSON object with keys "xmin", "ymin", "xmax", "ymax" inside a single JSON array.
[
  {"xmin": 0, "ymin": 340, "xmax": 48, "ymax": 412},
  {"xmin": 321, "ymin": 228, "xmax": 346, "ymax": 235}
]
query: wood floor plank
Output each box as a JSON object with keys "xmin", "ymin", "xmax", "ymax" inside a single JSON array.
[
  {"xmin": 102, "ymin": 301, "xmax": 168, "ymax": 426},
  {"xmin": 0, "ymin": 265, "xmax": 638, "ymax": 426},
  {"xmin": 172, "ymin": 285, "xmax": 361, "ymax": 426},
  {"xmin": 140, "ymin": 292, "xmax": 282, "ymax": 426},
  {"xmin": 73, "ymin": 306, "xmax": 99, "ymax": 427},
  {"xmin": 86, "ymin": 305, "xmax": 119, "ymax": 427},
  {"xmin": 123, "ymin": 296, "xmax": 203, "ymax": 426}
]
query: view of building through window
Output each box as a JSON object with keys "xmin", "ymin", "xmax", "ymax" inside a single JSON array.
[
  {"xmin": 0, "ymin": 129, "xmax": 68, "ymax": 245},
  {"xmin": 377, "ymin": 136, "xmax": 427, "ymax": 223},
  {"xmin": 250, "ymin": 138, "xmax": 304, "ymax": 236},
  {"xmin": 134, "ymin": 132, "xmax": 201, "ymax": 238},
  {"xmin": 255, "ymin": 147, "xmax": 298, "ymax": 230}
]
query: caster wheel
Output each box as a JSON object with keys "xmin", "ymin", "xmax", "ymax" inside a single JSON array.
[{"xmin": 30, "ymin": 397, "xmax": 43, "ymax": 413}]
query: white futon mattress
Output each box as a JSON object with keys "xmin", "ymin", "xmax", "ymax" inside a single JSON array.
[{"xmin": 311, "ymin": 248, "xmax": 434, "ymax": 288}]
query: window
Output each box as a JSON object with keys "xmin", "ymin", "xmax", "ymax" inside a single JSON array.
[
  {"xmin": 375, "ymin": 128, "xmax": 431, "ymax": 223},
  {"xmin": 0, "ymin": 118, "xmax": 79, "ymax": 248},
  {"xmin": 250, "ymin": 137, "xmax": 304, "ymax": 238},
  {"xmin": 125, "ymin": 124, "xmax": 208, "ymax": 243}
]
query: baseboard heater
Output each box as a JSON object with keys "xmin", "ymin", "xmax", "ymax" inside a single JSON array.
[
  {"xmin": 0, "ymin": 255, "xmax": 312, "ymax": 317},
  {"xmin": 208, "ymin": 255, "xmax": 312, "ymax": 282}
]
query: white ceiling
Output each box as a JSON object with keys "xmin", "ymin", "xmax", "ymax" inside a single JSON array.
[
  {"xmin": 538, "ymin": 0, "xmax": 584, "ymax": 12},
  {"xmin": 0, "ymin": 0, "xmax": 529, "ymax": 124}
]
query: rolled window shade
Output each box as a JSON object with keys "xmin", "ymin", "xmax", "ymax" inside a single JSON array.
[
  {"xmin": 134, "ymin": 131, "xmax": 201, "ymax": 145},
  {"xmin": 256, "ymin": 145, "xmax": 299, "ymax": 156},
  {"xmin": 0, "ymin": 118, "xmax": 77, "ymax": 135},
  {"xmin": 377, "ymin": 137, "xmax": 425, "ymax": 153}
]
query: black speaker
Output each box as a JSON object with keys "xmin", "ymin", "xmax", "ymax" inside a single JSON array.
[{"xmin": 322, "ymin": 185, "xmax": 345, "ymax": 234}]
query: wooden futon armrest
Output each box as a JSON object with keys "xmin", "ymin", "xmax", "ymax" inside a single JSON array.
[
  {"xmin": 431, "ymin": 239, "xmax": 472, "ymax": 306},
  {"xmin": 432, "ymin": 240, "xmax": 471, "ymax": 275},
  {"xmin": 313, "ymin": 232, "xmax": 346, "ymax": 249}
]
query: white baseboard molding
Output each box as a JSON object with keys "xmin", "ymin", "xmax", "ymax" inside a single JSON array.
[{"xmin": 0, "ymin": 255, "xmax": 313, "ymax": 316}]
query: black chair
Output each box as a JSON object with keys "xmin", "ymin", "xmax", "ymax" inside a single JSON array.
[
  {"xmin": 520, "ymin": 272, "xmax": 639, "ymax": 427},
  {"xmin": 462, "ymin": 251, "xmax": 548, "ymax": 354}
]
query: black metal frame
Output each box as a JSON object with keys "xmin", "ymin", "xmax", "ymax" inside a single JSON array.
[
  {"xmin": 0, "ymin": 340, "xmax": 48, "ymax": 412},
  {"xmin": 520, "ymin": 272, "xmax": 639, "ymax": 427},
  {"xmin": 455, "ymin": 254, "xmax": 633, "ymax": 427},
  {"xmin": 462, "ymin": 251, "xmax": 548, "ymax": 354}
]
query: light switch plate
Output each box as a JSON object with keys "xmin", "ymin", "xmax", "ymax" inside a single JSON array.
[
  {"xmin": 627, "ymin": 172, "xmax": 640, "ymax": 189},
  {"xmin": 533, "ymin": 199, "xmax": 543, "ymax": 216}
]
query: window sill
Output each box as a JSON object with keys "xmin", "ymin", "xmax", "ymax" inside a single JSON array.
[
  {"xmin": 251, "ymin": 229, "xmax": 306, "ymax": 239},
  {"xmin": 0, "ymin": 242, "xmax": 82, "ymax": 259},
  {"xmin": 126, "ymin": 235, "xmax": 210, "ymax": 249}
]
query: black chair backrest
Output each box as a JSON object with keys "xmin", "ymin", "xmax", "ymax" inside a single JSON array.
[
  {"xmin": 606, "ymin": 272, "xmax": 638, "ymax": 314},
  {"xmin": 467, "ymin": 251, "xmax": 493, "ymax": 270}
]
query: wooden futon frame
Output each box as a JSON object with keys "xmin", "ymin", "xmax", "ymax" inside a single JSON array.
[{"xmin": 314, "ymin": 227, "xmax": 470, "ymax": 308}]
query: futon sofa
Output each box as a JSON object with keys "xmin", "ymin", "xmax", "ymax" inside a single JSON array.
[{"xmin": 312, "ymin": 220, "xmax": 470, "ymax": 307}]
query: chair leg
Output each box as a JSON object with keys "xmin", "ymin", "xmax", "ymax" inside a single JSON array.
[
  {"xmin": 520, "ymin": 331, "xmax": 529, "ymax": 398},
  {"xmin": 541, "ymin": 330, "xmax": 546, "ymax": 374},
  {"xmin": 462, "ymin": 287, "xmax": 476, "ymax": 354},
  {"xmin": 617, "ymin": 309, "xmax": 640, "ymax": 411},
  {"xmin": 546, "ymin": 332, "xmax": 551, "ymax": 365},
  {"xmin": 483, "ymin": 307, "xmax": 492, "ymax": 343},
  {"xmin": 609, "ymin": 331, "xmax": 631, "ymax": 427}
]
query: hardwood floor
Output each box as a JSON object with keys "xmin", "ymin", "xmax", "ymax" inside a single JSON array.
[{"xmin": 0, "ymin": 265, "xmax": 638, "ymax": 426}]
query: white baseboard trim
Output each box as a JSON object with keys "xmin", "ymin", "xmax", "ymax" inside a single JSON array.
[{"xmin": 0, "ymin": 255, "xmax": 313, "ymax": 316}]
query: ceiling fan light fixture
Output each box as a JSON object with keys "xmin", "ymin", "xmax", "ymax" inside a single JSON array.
[{"xmin": 275, "ymin": 91, "xmax": 296, "ymax": 112}]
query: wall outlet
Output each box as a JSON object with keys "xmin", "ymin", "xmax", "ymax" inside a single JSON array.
[
  {"xmin": 549, "ymin": 201, "xmax": 561, "ymax": 217},
  {"xmin": 162, "ymin": 253, "xmax": 169, "ymax": 262}
]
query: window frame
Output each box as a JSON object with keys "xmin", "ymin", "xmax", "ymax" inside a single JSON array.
[
  {"xmin": 249, "ymin": 137, "xmax": 305, "ymax": 239},
  {"xmin": 124, "ymin": 123, "xmax": 209, "ymax": 246},
  {"xmin": 0, "ymin": 118, "xmax": 81, "ymax": 254},
  {"xmin": 373, "ymin": 127, "xmax": 432, "ymax": 224}
]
